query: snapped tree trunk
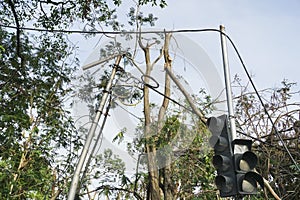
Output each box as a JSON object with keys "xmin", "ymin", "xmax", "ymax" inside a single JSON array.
[
  {"xmin": 158, "ymin": 33, "xmax": 174, "ymax": 200},
  {"xmin": 141, "ymin": 45, "xmax": 161, "ymax": 200}
]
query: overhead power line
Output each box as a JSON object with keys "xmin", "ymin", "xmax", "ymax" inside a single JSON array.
[
  {"xmin": 0, "ymin": 24, "xmax": 221, "ymax": 35},
  {"xmin": 2, "ymin": 22, "xmax": 298, "ymax": 171},
  {"xmin": 226, "ymin": 34, "xmax": 300, "ymax": 172}
]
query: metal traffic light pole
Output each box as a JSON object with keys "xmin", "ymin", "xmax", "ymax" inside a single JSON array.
[
  {"xmin": 220, "ymin": 25, "xmax": 237, "ymax": 142},
  {"xmin": 220, "ymin": 25, "xmax": 240, "ymax": 200},
  {"xmin": 220, "ymin": 25, "xmax": 264, "ymax": 200},
  {"xmin": 67, "ymin": 55, "xmax": 122, "ymax": 200},
  {"xmin": 208, "ymin": 26, "xmax": 264, "ymax": 199}
]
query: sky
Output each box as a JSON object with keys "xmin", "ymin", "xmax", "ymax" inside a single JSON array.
[
  {"xmin": 73, "ymin": 0, "xmax": 300, "ymax": 186},
  {"xmin": 152, "ymin": 0, "xmax": 300, "ymax": 91},
  {"xmin": 77, "ymin": 0, "xmax": 300, "ymax": 99}
]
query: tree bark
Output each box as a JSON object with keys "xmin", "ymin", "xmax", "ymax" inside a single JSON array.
[
  {"xmin": 158, "ymin": 33, "xmax": 174, "ymax": 200},
  {"xmin": 141, "ymin": 44, "xmax": 161, "ymax": 200},
  {"xmin": 164, "ymin": 67, "xmax": 206, "ymax": 123}
]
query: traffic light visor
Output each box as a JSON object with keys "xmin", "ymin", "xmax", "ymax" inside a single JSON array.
[
  {"xmin": 213, "ymin": 155, "xmax": 231, "ymax": 171},
  {"xmin": 209, "ymin": 135, "xmax": 228, "ymax": 151},
  {"xmin": 215, "ymin": 175, "xmax": 234, "ymax": 193}
]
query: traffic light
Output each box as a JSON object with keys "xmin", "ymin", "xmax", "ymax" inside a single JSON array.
[
  {"xmin": 232, "ymin": 139, "xmax": 264, "ymax": 195},
  {"xmin": 207, "ymin": 114, "xmax": 237, "ymax": 197}
]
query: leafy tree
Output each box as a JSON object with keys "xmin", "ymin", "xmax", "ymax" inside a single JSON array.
[
  {"xmin": 74, "ymin": 24, "xmax": 217, "ymax": 200},
  {"xmin": 75, "ymin": 3, "xmax": 299, "ymax": 198},
  {"xmin": 0, "ymin": 1, "xmax": 81, "ymax": 198},
  {"xmin": 0, "ymin": 0, "xmax": 168, "ymax": 199},
  {"xmin": 2, "ymin": 0, "xmax": 298, "ymax": 200}
]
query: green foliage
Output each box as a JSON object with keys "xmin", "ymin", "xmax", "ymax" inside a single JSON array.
[
  {"xmin": 170, "ymin": 122, "xmax": 216, "ymax": 199},
  {"xmin": 234, "ymin": 77, "xmax": 300, "ymax": 199},
  {"xmin": 128, "ymin": 7, "xmax": 158, "ymax": 26},
  {"xmin": 112, "ymin": 128, "xmax": 126, "ymax": 144},
  {"xmin": 79, "ymin": 149, "xmax": 126, "ymax": 199},
  {"xmin": 0, "ymin": 45, "xmax": 4, "ymax": 58},
  {"xmin": 0, "ymin": 1, "xmax": 84, "ymax": 198},
  {"xmin": 0, "ymin": 28, "xmax": 80, "ymax": 199},
  {"xmin": 0, "ymin": 0, "xmax": 171, "ymax": 199},
  {"xmin": 0, "ymin": 0, "xmax": 226, "ymax": 199},
  {"xmin": 138, "ymin": 0, "xmax": 168, "ymax": 8}
]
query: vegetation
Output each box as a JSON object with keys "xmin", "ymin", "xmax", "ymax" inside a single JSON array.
[
  {"xmin": 0, "ymin": 0, "xmax": 299, "ymax": 200},
  {"xmin": 234, "ymin": 78, "xmax": 300, "ymax": 199}
]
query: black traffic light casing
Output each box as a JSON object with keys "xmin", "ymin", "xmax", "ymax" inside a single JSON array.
[
  {"xmin": 207, "ymin": 115, "xmax": 237, "ymax": 197},
  {"xmin": 232, "ymin": 139, "xmax": 264, "ymax": 195}
]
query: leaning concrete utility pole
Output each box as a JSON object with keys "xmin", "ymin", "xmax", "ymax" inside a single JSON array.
[
  {"xmin": 220, "ymin": 25, "xmax": 237, "ymax": 142},
  {"xmin": 67, "ymin": 55, "xmax": 122, "ymax": 200}
]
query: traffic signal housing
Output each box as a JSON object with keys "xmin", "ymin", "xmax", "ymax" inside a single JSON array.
[
  {"xmin": 232, "ymin": 139, "xmax": 264, "ymax": 195},
  {"xmin": 207, "ymin": 115, "xmax": 237, "ymax": 197}
]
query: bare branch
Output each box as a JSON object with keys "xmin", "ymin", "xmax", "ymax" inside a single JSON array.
[
  {"xmin": 263, "ymin": 177, "xmax": 281, "ymax": 200},
  {"xmin": 157, "ymin": 33, "xmax": 172, "ymax": 126},
  {"xmin": 81, "ymin": 185, "xmax": 143, "ymax": 200},
  {"xmin": 6, "ymin": 0, "xmax": 21, "ymax": 58},
  {"xmin": 151, "ymin": 48, "xmax": 163, "ymax": 67},
  {"xmin": 164, "ymin": 67, "xmax": 206, "ymax": 123}
]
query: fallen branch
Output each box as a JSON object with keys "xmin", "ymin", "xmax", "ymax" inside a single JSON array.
[{"xmin": 164, "ymin": 67, "xmax": 206, "ymax": 123}]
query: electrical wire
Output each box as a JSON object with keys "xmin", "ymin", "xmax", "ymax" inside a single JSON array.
[
  {"xmin": 0, "ymin": 24, "xmax": 220, "ymax": 35},
  {"xmin": 146, "ymin": 83, "xmax": 197, "ymax": 115},
  {"xmin": 112, "ymin": 67, "xmax": 198, "ymax": 117},
  {"xmin": 225, "ymin": 35, "xmax": 300, "ymax": 172},
  {"xmin": 112, "ymin": 71, "xmax": 144, "ymax": 107},
  {"xmin": 116, "ymin": 102, "xmax": 144, "ymax": 121},
  {"xmin": 3, "ymin": 22, "xmax": 298, "ymax": 170},
  {"xmin": 236, "ymin": 130, "xmax": 293, "ymax": 153}
]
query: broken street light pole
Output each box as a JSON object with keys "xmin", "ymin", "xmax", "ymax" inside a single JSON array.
[{"xmin": 67, "ymin": 55, "xmax": 122, "ymax": 200}]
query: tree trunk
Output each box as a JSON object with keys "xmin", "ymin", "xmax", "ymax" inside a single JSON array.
[
  {"xmin": 159, "ymin": 33, "xmax": 174, "ymax": 200},
  {"xmin": 142, "ymin": 45, "xmax": 161, "ymax": 200}
]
